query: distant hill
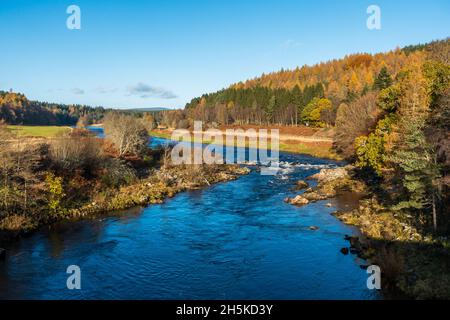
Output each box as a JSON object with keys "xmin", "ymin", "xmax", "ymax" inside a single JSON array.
[
  {"xmin": 0, "ymin": 91, "xmax": 108, "ymax": 125},
  {"xmin": 0, "ymin": 93, "xmax": 169, "ymax": 126}
]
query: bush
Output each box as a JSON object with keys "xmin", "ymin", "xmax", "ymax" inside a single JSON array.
[
  {"xmin": 100, "ymin": 158, "xmax": 138, "ymax": 188},
  {"xmin": 49, "ymin": 130, "xmax": 104, "ymax": 175}
]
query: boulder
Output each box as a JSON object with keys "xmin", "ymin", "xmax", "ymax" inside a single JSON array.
[
  {"xmin": 340, "ymin": 247, "xmax": 349, "ymax": 255},
  {"xmin": 303, "ymin": 191, "xmax": 328, "ymax": 202},
  {"xmin": 348, "ymin": 236, "xmax": 361, "ymax": 249},
  {"xmin": 289, "ymin": 195, "xmax": 309, "ymax": 206},
  {"xmin": 308, "ymin": 167, "xmax": 349, "ymax": 183},
  {"xmin": 309, "ymin": 226, "xmax": 320, "ymax": 231},
  {"xmin": 295, "ymin": 180, "xmax": 309, "ymax": 190}
]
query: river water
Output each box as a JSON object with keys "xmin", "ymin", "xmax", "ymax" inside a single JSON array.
[{"xmin": 0, "ymin": 130, "xmax": 379, "ymax": 299}]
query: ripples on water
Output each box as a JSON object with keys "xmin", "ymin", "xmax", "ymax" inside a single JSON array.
[{"xmin": 0, "ymin": 134, "xmax": 379, "ymax": 300}]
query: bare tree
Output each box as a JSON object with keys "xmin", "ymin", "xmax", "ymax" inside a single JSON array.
[
  {"xmin": 103, "ymin": 113, "xmax": 150, "ymax": 157},
  {"xmin": 334, "ymin": 92, "xmax": 381, "ymax": 158}
]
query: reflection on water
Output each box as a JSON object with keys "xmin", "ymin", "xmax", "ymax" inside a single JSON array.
[{"xmin": 0, "ymin": 136, "xmax": 380, "ymax": 300}]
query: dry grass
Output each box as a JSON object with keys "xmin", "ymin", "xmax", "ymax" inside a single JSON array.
[{"xmin": 0, "ymin": 214, "xmax": 36, "ymax": 231}]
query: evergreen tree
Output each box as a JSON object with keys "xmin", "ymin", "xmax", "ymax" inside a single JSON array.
[
  {"xmin": 373, "ymin": 66, "xmax": 393, "ymax": 90},
  {"xmin": 389, "ymin": 118, "xmax": 440, "ymax": 223}
]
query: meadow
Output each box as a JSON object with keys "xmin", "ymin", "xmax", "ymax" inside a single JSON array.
[{"xmin": 7, "ymin": 125, "xmax": 71, "ymax": 138}]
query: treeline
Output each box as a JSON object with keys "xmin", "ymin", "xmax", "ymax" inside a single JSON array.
[
  {"xmin": 0, "ymin": 91, "xmax": 107, "ymax": 125},
  {"xmin": 159, "ymin": 39, "xmax": 446, "ymax": 130}
]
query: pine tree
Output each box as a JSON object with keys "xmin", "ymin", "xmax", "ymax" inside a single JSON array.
[
  {"xmin": 389, "ymin": 118, "xmax": 439, "ymax": 212},
  {"xmin": 388, "ymin": 63, "xmax": 441, "ymax": 230},
  {"xmin": 373, "ymin": 66, "xmax": 393, "ymax": 90},
  {"xmin": 265, "ymin": 96, "xmax": 276, "ymax": 123}
]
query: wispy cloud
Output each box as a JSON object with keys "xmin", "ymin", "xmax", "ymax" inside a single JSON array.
[
  {"xmin": 72, "ymin": 88, "xmax": 85, "ymax": 95},
  {"xmin": 96, "ymin": 86, "xmax": 118, "ymax": 94},
  {"xmin": 127, "ymin": 82, "xmax": 178, "ymax": 99},
  {"xmin": 282, "ymin": 39, "xmax": 302, "ymax": 49}
]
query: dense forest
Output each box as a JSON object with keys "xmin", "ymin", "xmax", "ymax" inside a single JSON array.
[{"xmin": 0, "ymin": 90, "xmax": 108, "ymax": 125}]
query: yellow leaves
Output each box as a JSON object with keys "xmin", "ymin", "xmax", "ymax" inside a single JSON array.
[
  {"xmin": 364, "ymin": 70, "xmax": 374, "ymax": 86},
  {"xmin": 397, "ymin": 63, "xmax": 431, "ymax": 118},
  {"xmin": 225, "ymin": 45, "xmax": 425, "ymax": 93},
  {"xmin": 301, "ymin": 98, "xmax": 332, "ymax": 127},
  {"xmin": 348, "ymin": 71, "xmax": 362, "ymax": 92}
]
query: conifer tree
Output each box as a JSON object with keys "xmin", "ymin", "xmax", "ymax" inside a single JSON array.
[{"xmin": 373, "ymin": 66, "xmax": 393, "ymax": 90}]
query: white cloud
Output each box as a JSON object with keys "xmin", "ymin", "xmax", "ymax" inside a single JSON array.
[
  {"xmin": 72, "ymin": 88, "xmax": 85, "ymax": 95},
  {"xmin": 127, "ymin": 82, "xmax": 178, "ymax": 99}
]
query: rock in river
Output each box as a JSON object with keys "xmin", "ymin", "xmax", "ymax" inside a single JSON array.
[
  {"xmin": 295, "ymin": 180, "xmax": 309, "ymax": 190},
  {"xmin": 285, "ymin": 195, "xmax": 309, "ymax": 206}
]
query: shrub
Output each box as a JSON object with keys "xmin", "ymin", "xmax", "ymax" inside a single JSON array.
[{"xmin": 49, "ymin": 130, "xmax": 104, "ymax": 175}]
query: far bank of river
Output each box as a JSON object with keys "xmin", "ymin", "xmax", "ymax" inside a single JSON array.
[{"xmin": 149, "ymin": 128, "xmax": 340, "ymax": 160}]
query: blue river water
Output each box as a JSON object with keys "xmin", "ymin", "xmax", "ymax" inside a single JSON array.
[{"xmin": 0, "ymin": 128, "xmax": 380, "ymax": 299}]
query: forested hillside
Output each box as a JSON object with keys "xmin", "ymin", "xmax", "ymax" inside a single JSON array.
[
  {"xmin": 0, "ymin": 91, "xmax": 107, "ymax": 125},
  {"xmin": 163, "ymin": 39, "xmax": 448, "ymax": 131},
  {"xmin": 160, "ymin": 39, "xmax": 450, "ymax": 236}
]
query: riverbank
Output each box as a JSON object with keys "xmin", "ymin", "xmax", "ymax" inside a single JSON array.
[
  {"xmin": 286, "ymin": 166, "xmax": 450, "ymax": 299},
  {"xmin": 0, "ymin": 160, "xmax": 249, "ymax": 246},
  {"xmin": 66, "ymin": 164, "xmax": 250, "ymax": 219},
  {"xmin": 150, "ymin": 127, "xmax": 341, "ymax": 160},
  {"xmin": 0, "ymin": 121, "xmax": 254, "ymax": 260}
]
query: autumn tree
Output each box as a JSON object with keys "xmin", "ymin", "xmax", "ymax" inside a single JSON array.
[
  {"xmin": 300, "ymin": 98, "xmax": 332, "ymax": 127},
  {"xmin": 142, "ymin": 113, "xmax": 157, "ymax": 131},
  {"xmin": 334, "ymin": 92, "xmax": 380, "ymax": 158}
]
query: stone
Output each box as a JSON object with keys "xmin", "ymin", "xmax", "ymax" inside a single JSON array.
[
  {"xmin": 309, "ymin": 226, "xmax": 320, "ymax": 231},
  {"xmin": 308, "ymin": 167, "xmax": 349, "ymax": 183},
  {"xmin": 295, "ymin": 180, "xmax": 309, "ymax": 190},
  {"xmin": 340, "ymin": 247, "xmax": 349, "ymax": 255},
  {"xmin": 289, "ymin": 195, "xmax": 309, "ymax": 206},
  {"xmin": 303, "ymin": 192, "xmax": 328, "ymax": 202}
]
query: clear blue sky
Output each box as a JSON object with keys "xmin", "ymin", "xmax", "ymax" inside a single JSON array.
[{"xmin": 0, "ymin": 0, "xmax": 449, "ymax": 109}]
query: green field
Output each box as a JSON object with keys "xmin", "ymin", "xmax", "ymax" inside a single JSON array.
[{"xmin": 7, "ymin": 125, "xmax": 72, "ymax": 137}]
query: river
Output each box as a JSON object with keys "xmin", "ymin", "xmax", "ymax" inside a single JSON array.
[{"xmin": 0, "ymin": 129, "xmax": 379, "ymax": 299}]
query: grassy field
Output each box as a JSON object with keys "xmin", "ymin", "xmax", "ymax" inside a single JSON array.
[{"xmin": 7, "ymin": 125, "xmax": 72, "ymax": 137}]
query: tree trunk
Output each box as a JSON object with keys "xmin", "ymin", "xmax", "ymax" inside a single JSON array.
[{"xmin": 432, "ymin": 193, "xmax": 437, "ymax": 232}]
